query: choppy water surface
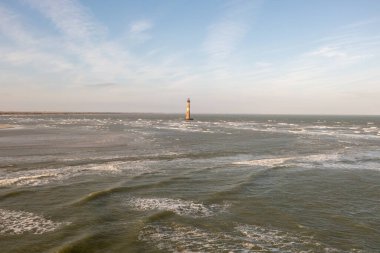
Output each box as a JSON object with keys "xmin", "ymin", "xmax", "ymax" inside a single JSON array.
[{"xmin": 0, "ymin": 113, "xmax": 379, "ymax": 252}]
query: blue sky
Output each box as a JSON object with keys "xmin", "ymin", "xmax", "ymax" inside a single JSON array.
[{"xmin": 0, "ymin": 0, "xmax": 379, "ymax": 114}]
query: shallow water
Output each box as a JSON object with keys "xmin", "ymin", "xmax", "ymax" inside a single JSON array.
[{"xmin": 0, "ymin": 113, "xmax": 379, "ymax": 252}]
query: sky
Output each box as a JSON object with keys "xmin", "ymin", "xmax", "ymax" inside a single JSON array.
[{"xmin": 0, "ymin": 0, "xmax": 379, "ymax": 114}]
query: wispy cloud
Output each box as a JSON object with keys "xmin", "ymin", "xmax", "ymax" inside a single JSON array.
[
  {"xmin": 0, "ymin": 4, "xmax": 36, "ymax": 45},
  {"xmin": 203, "ymin": 0, "xmax": 257, "ymax": 60},
  {"xmin": 305, "ymin": 37, "xmax": 376, "ymax": 68},
  {"xmin": 232, "ymin": 18, "xmax": 380, "ymax": 107},
  {"xmin": 203, "ymin": 21, "xmax": 247, "ymax": 59},
  {"xmin": 0, "ymin": 3, "xmax": 74, "ymax": 73},
  {"xmin": 25, "ymin": 0, "xmax": 105, "ymax": 40},
  {"xmin": 130, "ymin": 20, "xmax": 152, "ymax": 34},
  {"xmin": 0, "ymin": 1, "xmax": 379, "ymax": 113},
  {"xmin": 0, "ymin": 0, "xmax": 198, "ymax": 106},
  {"xmin": 341, "ymin": 17, "xmax": 379, "ymax": 30},
  {"xmin": 308, "ymin": 46, "xmax": 347, "ymax": 58},
  {"xmin": 128, "ymin": 19, "xmax": 153, "ymax": 43}
]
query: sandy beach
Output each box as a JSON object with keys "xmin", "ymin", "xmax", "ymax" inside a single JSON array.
[{"xmin": 0, "ymin": 124, "xmax": 14, "ymax": 129}]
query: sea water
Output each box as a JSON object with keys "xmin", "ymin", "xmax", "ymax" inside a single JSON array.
[{"xmin": 0, "ymin": 114, "xmax": 379, "ymax": 252}]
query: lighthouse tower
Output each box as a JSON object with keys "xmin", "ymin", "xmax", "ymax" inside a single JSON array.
[{"xmin": 185, "ymin": 98, "xmax": 193, "ymax": 120}]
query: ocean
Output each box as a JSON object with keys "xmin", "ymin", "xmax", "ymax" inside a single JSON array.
[{"xmin": 0, "ymin": 113, "xmax": 379, "ymax": 252}]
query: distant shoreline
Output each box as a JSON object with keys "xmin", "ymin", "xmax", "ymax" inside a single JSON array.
[{"xmin": 0, "ymin": 111, "xmax": 121, "ymax": 115}]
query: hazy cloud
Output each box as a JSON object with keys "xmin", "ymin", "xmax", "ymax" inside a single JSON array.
[{"xmin": 85, "ymin": 83, "xmax": 119, "ymax": 88}]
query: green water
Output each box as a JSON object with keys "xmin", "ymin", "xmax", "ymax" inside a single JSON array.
[{"xmin": 0, "ymin": 114, "xmax": 379, "ymax": 252}]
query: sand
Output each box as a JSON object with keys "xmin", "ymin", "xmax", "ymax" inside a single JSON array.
[{"xmin": 0, "ymin": 124, "xmax": 14, "ymax": 129}]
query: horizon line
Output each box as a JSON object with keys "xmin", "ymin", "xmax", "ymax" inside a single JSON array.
[{"xmin": 1, "ymin": 111, "xmax": 379, "ymax": 117}]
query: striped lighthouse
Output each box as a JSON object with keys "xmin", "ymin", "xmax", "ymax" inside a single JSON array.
[{"xmin": 185, "ymin": 98, "xmax": 193, "ymax": 120}]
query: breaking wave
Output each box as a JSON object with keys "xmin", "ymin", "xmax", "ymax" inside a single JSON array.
[
  {"xmin": 0, "ymin": 161, "xmax": 150, "ymax": 187},
  {"xmin": 232, "ymin": 151, "xmax": 380, "ymax": 173},
  {"xmin": 125, "ymin": 197, "xmax": 228, "ymax": 217}
]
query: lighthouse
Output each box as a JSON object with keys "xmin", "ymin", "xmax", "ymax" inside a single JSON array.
[{"xmin": 185, "ymin": 98, "xmax": 193, "ymax": 120}]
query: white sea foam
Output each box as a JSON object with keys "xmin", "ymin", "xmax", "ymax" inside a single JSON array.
[
  {"xmin": 139, "ymin": 224, "xmax": 243, "ymax": 252},
  {"xmin": 362, "ymin": 127, "xmax": 378, "ymax": 133},
  {"xmin": 299, "ymin": 153, "xmax": 380, "ymax": 172},
  {"xmin": 299, "ymin": 154, "xmax": 340, "ymax": 163},
  {"xmin": 233, "ymin": 153, "xmax": 341, "ymax": 168},
  {"xmin": 156, "ymin": 123, "xmax": 215, "ymax": 133},
  {"xmin": 217, "ymin": 120, "xmax": 380, "ymax": 140},
  {"xmin": 0, "ymin": 209, "xmax": 68, "ymax": 235},
  {"xmin": 126, "ymin": 197, "xmax": 228, "ymax": 217},
  {"xmin": 295, "ymin": 128, "xmax": 380, "ymax": 140},
  {"xmin": 138, "ymin": 223, "xmax": 345, "ymax": 253},
  {"xmin": 236, "ymin": 224, "xmax": 344, "ymax": 253},
  {"xmin": 277, "ymin": 122, "xmax": 298, "ymax": 126},
  {"xmin": 233, "ymin": 157, "xmax": 292, "ymax": 167},
  {"xmin": 0, "ymin": 161, "xmax": 149, "ymax": 187},
  {"xmin": 288, "ymin": 128, "xmax": 307, "ymax": 133}
]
